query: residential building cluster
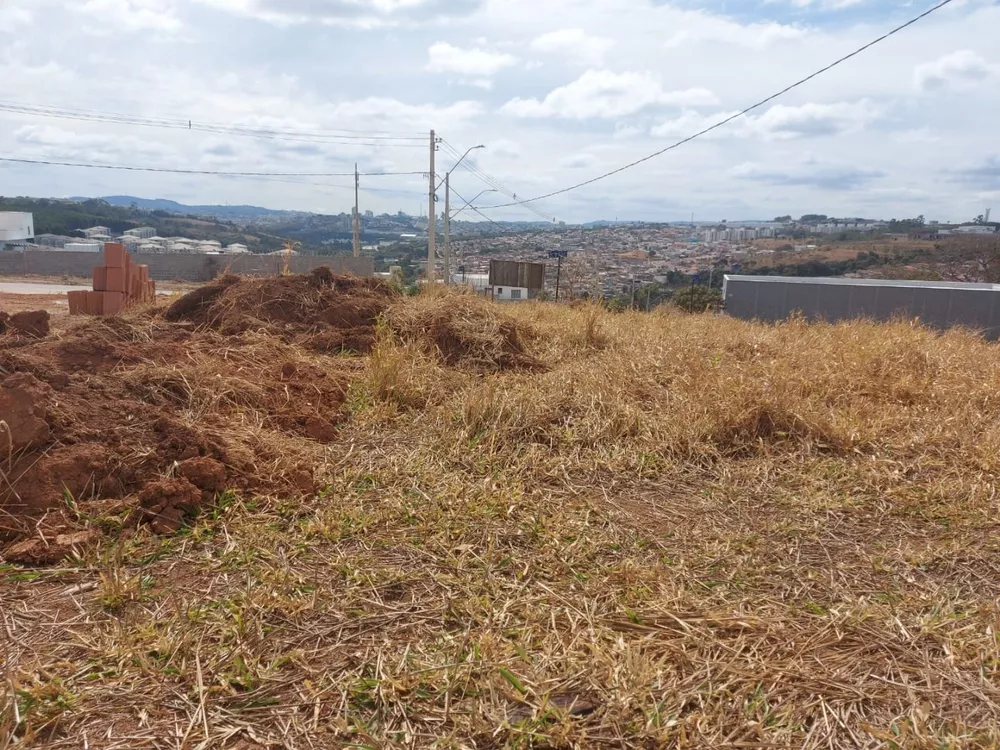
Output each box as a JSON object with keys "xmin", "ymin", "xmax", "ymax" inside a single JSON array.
[
  {"xmin": 34, "ymin": 225, "xmax": 251, "ymax": 254},
  {"xmin": 451, "ymin": 223, "xmax": 751, "ymax": 298},
  {"xmin": 701, "ymin": 226, "xmax": 776, "ymax": 243}
]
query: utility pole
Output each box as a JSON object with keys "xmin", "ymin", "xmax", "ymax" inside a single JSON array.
[
  {"xmin": 630, "ymin": 275, "xmax": 636, "ymax": 308},
  {"xmin": 443, "ymin": 172, "xmax": 451, "ymax": 285},
  {"xmin": 352, "ymin": 163, "xmax": 360, "ymax": 258},
  {"xmin": 548, "ymin": 249, "xmax": 567, "ymax": 301},
  {"xmin": 427, "ymin": 130, "xmax": 436, "ymax": 284}
]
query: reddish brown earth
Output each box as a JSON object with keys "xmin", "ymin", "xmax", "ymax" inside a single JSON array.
[
  {"xmin": 0, "ymin": 270, "xmax": 397, "ymax": 563},
  {"xmin": 0, "ymin": 309, "xmax": 51, "ymax": 338},
  {"xmin": 164, "ymin": 267, "xmax": 391, "ymax": 353}
]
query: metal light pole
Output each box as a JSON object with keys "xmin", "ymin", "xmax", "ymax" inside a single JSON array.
[{"xmin": 441, "ymin": 144, "xmax": 484, "ymax": 285}]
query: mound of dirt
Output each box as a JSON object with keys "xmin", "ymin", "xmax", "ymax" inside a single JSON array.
[
  {"xmin": 0, "ymin": 270, "xmax": 389, "ymax": 563},
  {"xmin": 388, "ymin": 295, "xmax": 541, "ymax": 372},
  {"xmin": 164, "ymin": 268, "xmax": 396, "ymax": 353},
  {"xmin": 0, "ymin": 310, "xmax": 50, "ymax": 338}
]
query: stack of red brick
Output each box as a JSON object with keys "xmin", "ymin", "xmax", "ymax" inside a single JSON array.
[{"xmin": 68, "ymin": 243, "xmax": 156, "ymax": 316}]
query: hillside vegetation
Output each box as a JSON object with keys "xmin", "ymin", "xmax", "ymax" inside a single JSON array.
[
  {"xmin": 3, "ymin": 287, "xmax": 1000, "ymax": 748},
  {"xmin": 0, "ymin": 197, "xmax": 293, "ymax": 253}
]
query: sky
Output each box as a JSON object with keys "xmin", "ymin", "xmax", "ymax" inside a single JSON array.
[{"xmin": 0, "ymin": 0, "xmax": 998, "ymax": 224}]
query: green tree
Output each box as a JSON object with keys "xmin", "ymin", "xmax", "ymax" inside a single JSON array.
[{"xmin": 673, "ymin": 285, "xmax": 722, "ymax": 313}]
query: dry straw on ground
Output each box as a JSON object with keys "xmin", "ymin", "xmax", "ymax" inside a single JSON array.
[{"xmin": 3, "ymin": 285, "xmax": 1000, "ymax": 748}]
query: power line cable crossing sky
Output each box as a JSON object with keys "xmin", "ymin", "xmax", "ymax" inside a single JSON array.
[{"xmin": 478, "ymin": 0, "xmax": 958, "ymax": 210}]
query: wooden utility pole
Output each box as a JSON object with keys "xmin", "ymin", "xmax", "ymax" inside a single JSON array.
[
  {"xmin": 443, "ymin": 172, "xmax": 451, "ymax": 285},
  {"xmin": 427, "ymin": 130, "xmax": 436, "ymax": 284},
  {"xmin": 352, "ymin": 163, "xmax": 361, "ymax": 258}
]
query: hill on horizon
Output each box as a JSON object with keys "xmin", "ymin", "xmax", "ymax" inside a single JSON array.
[{"xmin": 83, "ymin": 195, "xmax": 314, "ymax": 221}]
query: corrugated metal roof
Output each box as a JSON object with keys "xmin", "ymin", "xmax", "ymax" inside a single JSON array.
[{"xmin": 724, "ymin": 275, "xmax": 1000, "ymax": 293}]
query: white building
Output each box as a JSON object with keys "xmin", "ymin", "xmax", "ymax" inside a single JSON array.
[
  {"xmin": 64, "ymin": 242, "xmax": 102, "ymax": 253},
  {"xmin": 452, "ymin": 272, "xmax": 490, "ymax": 291},
  {"xmin": 81, "ymin": 226, "xmax": 111, "ymax": 238},
  {"xmin": 493, "ymin": 285, "xmax": 529, "ymax": 302},
  {"xmin": 225, "ymin": 243, "xmax": 250, "ymax": 254},
  {"xmin": 0, "ymin": 212, "xmax": 34, "ymax": 249},
  {"xmin": 124, "ymin": 227, "xmax": 157, "ymax": 239}
]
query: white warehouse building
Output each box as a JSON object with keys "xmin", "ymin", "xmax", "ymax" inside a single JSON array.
[{"xmin": 0, "ymin": 211, "xmax": 34, "ymax": 250}]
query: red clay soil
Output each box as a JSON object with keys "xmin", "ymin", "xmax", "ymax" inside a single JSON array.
[
  {"xmin": 0, "ymin": 310, "xmax": 51, "ymax": 338},
  {"xmin": 0, "ymin": 270, "xmax": 395, "ymax": 564},
  {"xmin": 164, "ymin": 268, "xmax": 395, "ymax": 353}
]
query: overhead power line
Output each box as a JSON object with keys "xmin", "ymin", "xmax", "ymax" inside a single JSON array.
[
  {"xmin": 438, "ymin": 139, "xmax": 555, "ymax": 223},
  {"xmin": 0, "ymin": 155, "xmax": 426, "ymax": 178},
  {"xmin": 0, "ymin": 100, "xmax": 427, "ymax": 146},
  {"xmin": 479, "ymin": 0, "xmax": 957, "ymax": 209},
  {"xmin": 448, "ymin": 186, "xmax": 512, "ymax": 234}
]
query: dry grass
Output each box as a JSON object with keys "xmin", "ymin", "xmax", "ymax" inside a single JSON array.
[{"xmin": 3, "ymin": 292, "xmax": 1000, "ymax": 748}]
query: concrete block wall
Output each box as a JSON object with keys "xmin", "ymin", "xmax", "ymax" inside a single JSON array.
[{"xmin": 0, "ymin": 250, "xmax": 374, "ymax": 282}]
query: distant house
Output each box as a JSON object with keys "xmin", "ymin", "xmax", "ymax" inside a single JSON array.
[
  {"xmin": 124, "ymin": 227, "xmax": 157, "ymax": 239},
  {"xmin": 35, "ymin": 233, "xmax": 74, "ymax": 248},
  {"xmin": 81, "ymin": 226, "xmax": 111, "ymax": 239}
]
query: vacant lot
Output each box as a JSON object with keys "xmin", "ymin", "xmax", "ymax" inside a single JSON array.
[{"xmin": 2, "ymin": 280, "xmax": 999, "ymax": 748}]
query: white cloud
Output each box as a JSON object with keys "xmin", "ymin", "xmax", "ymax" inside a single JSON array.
[
  {"xmin": 652, "ymin": 101, "xmax": 879, "ymax": 141},
  {"xmin": 731, "ymin": 160, "xmax": 883, "ymax": 190},
  {"xmin": 751, "ymin": 100, "xmax": 880, "ymax": 140},
  {"xmin": 501, "ymin": 70, "xmax": 717, "ymax": 119},
  {"xmin": 914, "ymin": 50, "xmax": 997, "ymax": 92},
  {"xmin": 651, "ymin": 110, "xmax": 741, "ymax": 139},
  {"xmin": 427, "ymin": 42, "xmax": 517, "ymax": 76},
  {"xmin": 560, "ymin": 153, "xmax": 598, "ymax": 169},
  {"xmin": 664, "ymin": 19, "xmax": 804, "ymax": 50},
  {"xmin": 0, "ymin": 4, "xmax": 31, "ymax": 33},
  {"xmin": 79, "ymin": 0, "xmax": 182, "ymax": 32},
  {"xmin": 531, "ymin": 28, "xmax": 614, "ymax": 65},
  {"xmin": 487, "ymin": 139, "xmax": 521, "ymax": 159},
  {"xmin": 765, "ymin": 0, "xmax": 865, "ymax": 8},
  {"xmin": 13, "ymin": 124, "xmax": 176, "ymax": 162},
  {"xmin": 193, "ymin": 0, "xmax": 482, "ymax": 28}
]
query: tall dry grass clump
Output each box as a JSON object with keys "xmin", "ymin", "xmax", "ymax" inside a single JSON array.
[
  {"xmin": 386, "ymin": 290, "xmax": 541, "ymax": 372},
  {"xmin": 6, "ymin": 289, "xmax": 1000, "ymax": 748}
]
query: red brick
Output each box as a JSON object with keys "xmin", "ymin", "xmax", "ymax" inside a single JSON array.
[
  {"xmin": 106, "ymin": 267, "xmax": 126, "ymax": 293},
  {"xmin": 67, "ymin": 290, "xmax": 86, "ymax": 315},
  {"xmin": 93, "ymin": 266, "xmax": 107, "ymax": 291},
  {"xmin": 104, "ymin": 243, "xmax": 128, "ymax": 268},
  {"xmin": 87, "ymin": 291, "xmax": 104, "ymax": 316},
  {"xmin": 101, "ymin": 292, "xmax": 125, "ymax": 316}
]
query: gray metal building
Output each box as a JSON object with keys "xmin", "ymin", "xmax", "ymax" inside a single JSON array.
[{"xmin": 723, "ymin": 275, "xmax": 1000, "ymax": 339}]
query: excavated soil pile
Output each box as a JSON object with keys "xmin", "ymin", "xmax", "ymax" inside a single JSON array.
[
  {"xmin": 388, "ymin": 294, "xmax": 541, "ymax": 373},
  {"xmin": 0, "ymin": 270, "xmax": 392, "ymax": 564},
  {"xmin": 0, "ymin": 310, "xmax": 51, "ymax": 338},
  {"xmin": 165, "ymin": 268, "xmax": 396, "ymax": 353}
]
